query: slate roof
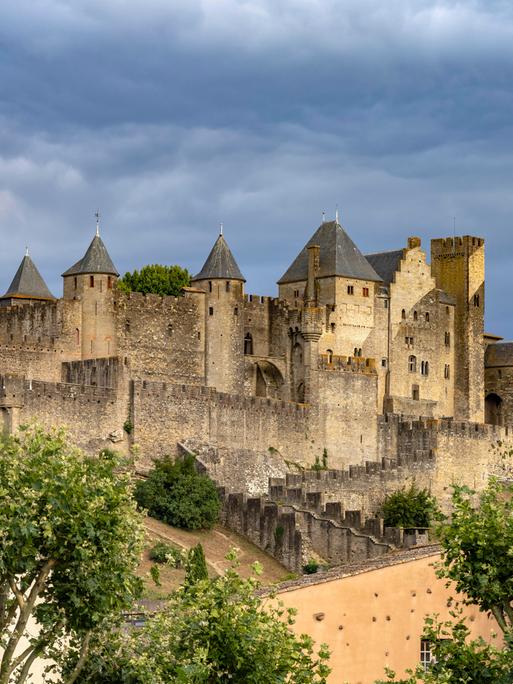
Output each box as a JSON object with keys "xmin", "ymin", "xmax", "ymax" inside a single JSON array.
[
  {"xmin": 62, "ymin": 234, "xmax": 119, "ymax": 277},
  {"xmin": 364, "ymin": 249, "xmax": 404, "ymax": 284},
  {"xmin": 192, "ymin": 234, "xmax": 245, "ymax": 282},
  {"xmin": 1, "ymin": 254, "xmax": 55, "ymax": 301},
  {"xmin": 485, "ymin": 342, "xmax": 513, "ymax": 368},
  {"xmin": 278, "ymin": 221, "xmax": 381, "ymax": 284}
]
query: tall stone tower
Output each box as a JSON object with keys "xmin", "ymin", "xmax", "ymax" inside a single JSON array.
[
  {"xmin": 62, "ymin": 224, "xmax": 119, "ymax": 359},
  {"xmin": 192, "ymin": 231, "xmax": 245, "ymax": 394},
  {"xmin": 431, "ymin": 236, "xmax": 485, "ymax": 422}
]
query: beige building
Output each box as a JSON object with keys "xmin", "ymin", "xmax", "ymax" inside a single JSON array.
[{"xmin": 276, "ymin": 546, "xmax": 500, "ymax": 684}]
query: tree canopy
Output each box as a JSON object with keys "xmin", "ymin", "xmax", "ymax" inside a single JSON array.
[
  {"xmin": 72, "ymin": 552, "xmax": 331, "ymax": 684},
  {"xmin": 381, "ymin": 483, "xmax": 438, "ymax": 529},
  {"xmin": 117, "ymin": 264, "xmax": 191, "ymax": 297},
  {"xmin": 0, "ymin": 426, "xmax": 144, "ymax": 684},
  {"xmin": 135, "ymin": 454, "xmax": 221, "ymax": 530}
]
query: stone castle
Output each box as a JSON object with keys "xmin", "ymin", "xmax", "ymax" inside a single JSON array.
[{"xmin": 1, "ymin": 216, "xmax": 513, "ymax": 558}]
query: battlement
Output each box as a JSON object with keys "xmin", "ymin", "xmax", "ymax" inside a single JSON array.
[
  {"xmin": 319, "ymin": 354, "xmax": 377, "ymax": 373},
  {"xmin": 132, "ymin": 380, "xmax": 309, "ymax": 417},
  {"xmin": 431, "ymin": 235, "xmax": 484, "ymax": 252}
]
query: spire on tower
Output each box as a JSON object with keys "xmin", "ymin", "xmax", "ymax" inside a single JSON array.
[
  {"xmin": 95, "ymin": 209, "xmax": 100, "ymax": 237},
  {"xmin": 335, "ymin": 206, "xmax": 339, "ymax": 224},
  {"xmin": 220, "ymin": 222, "xmax": 224, "ymax": 236}
]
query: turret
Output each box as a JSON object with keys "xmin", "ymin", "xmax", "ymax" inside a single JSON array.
[
  {"xmin": 431, "ymin": 236, "xmax": 485, "ymax": 422},
  {"xmin": 62, "ymin": 222, "xmax": 119, "ymax": 359},
  {"xmin": 192, "ymin": 230, "xmax": 245, "ymax": 394},
  {"xmin": 0, "ymin": 250, "xmax": 55, "ymax": 307}
]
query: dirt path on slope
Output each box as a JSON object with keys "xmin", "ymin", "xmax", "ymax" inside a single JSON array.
[{"xmin": 144, "ymin": 516, "xmax": 292, "ymax": 585}]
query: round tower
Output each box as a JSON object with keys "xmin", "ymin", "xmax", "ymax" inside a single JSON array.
[
  {"xmin": 192, "ymin": 230, "xmax": 245, "ymax": 394},
  {"xmin": 62, "ymin": 221, "xmax": 119, "ymax": 359}
]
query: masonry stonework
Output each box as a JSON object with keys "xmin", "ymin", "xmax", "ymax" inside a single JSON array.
[{"xmin": 0, "ymin": 219, "xmax": 511, "ymax": 547}]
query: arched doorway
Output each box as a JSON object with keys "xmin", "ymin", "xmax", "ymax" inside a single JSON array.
[{"xmin": 485, "ymin": 393, "xmax": 503, "ymax": 426}]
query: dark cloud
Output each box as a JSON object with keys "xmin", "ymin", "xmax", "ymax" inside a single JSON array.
[{"xmin": 0, "ymin": 0, "xmax": 513, "ymax": 335}]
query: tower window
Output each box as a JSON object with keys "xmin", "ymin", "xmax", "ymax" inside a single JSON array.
[
  {"xmin": 473, "ymin": 294, "xmax": 480, "ymax": 307},
  {"xmin": 208, "ymin": 281, "xmax": 212, "ymax": 293},
  {"xmin": 209, "ymin": 307, "xmax": 214, "ymax": 316},
  {"xmin": 381, "ymin": 358, "xmax": 387, "ymax": 367},
  {"xmin": 74, "ymin": 277, "xmax": 77, "ymax": 290},
  {"xmin": 362, "ymin": 287, "xmax": 369, "ymax": 297},
  {"xmin": 327, "ymin": 349, "xmax": 333, "ymax": 364},
  {"xmin": 425, "ymin": 312, "xmax": 430, "ymax": 322},
  {"xmin": 446, "ymin": 306, "xmax": 450, "ymax": 315},
  {"xmin": 89, "ymin": 275, "xmax": 95, "ymax": 288},
  {"xmin": 409, "ymin": 355, "xmax": 417, "ymax": 373},
  {"xmin": 413, "ymin": 311, "xmax": 418, "ymax": 321},
  {"xmin": 412, "ymin": 384, "xmax": 420, "ymax": 401},
  {"xmin": 244, "ymin": 333, "xmax": 253, "ymax": 355},
  {"xmin": 445, "ymin": 332, "xmax": 450, "ymax": 346},
  {"xmin": 330, "ymin": 322, "xmax": 336, "ymax": 333},
  {"xmin": 384, "ymin": 299, "xmax": 388, "ymax": 308},
  {"xmin": 347, "ymin": 285, "xmax": 354, "ymax": 295},
  {"xmin": 108, "ymin": 276, "xmax": 112, "ymax": 289},
  {"xmin": 226, "ymin": 281, "xmax": 231, "ymax": 292},
  {"xmin": 234, "ymin": 307, "xmax": 238, "ymax": 316},
  {"xmin": 405, "ymin": 336, "xmax": 414, "ymax": 348},
  {"xmin": 444, "ymin": 364, "xmax": 450, "ymax": 379},
  {"xmin": 401, "ymin": 309, "xmax": 406, "ymax": 320},
  {"xmin": 353, "ymin": 347, "xmax": 362, "ymax": 357},
  {"xmin": 421, "ymin": 360, "xmax": 429, "ymax": 376}
]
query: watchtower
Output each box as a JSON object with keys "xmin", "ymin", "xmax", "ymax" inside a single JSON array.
[
  {"xmin": 192, "ymin": 230, "xmax": 245, "ymax": 394},
  {"xmin": 431, "ymin": 236, "xmax": 485, "ymax": 422},
  {"xmin": 62, "ymin": 221, "xmax": 119, "ymax": 359}
]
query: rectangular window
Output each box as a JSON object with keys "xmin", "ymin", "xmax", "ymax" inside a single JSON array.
[
  {"xmin": 405, "ymin": 336, "xmax": 414, "ymax": 348},
  {"xmin": 420, "ymin": 639, "xmax": 432, "ymax": 671},
  {"xmin": 444, "ymin": 364, "xmax": 450, "ymax": 379},
  {"xmin": 445, "ymin": 332, "xmax": 450, "ymax": 346},
  {"xmin": 209, "ymin": 307, "xmax": 214, "ymax": 316},
  {"xmin": 226, "ymin": 281, "xmax": 231, "ymax": 292},
  {"xmin": 74, "ymin": 277, "xmax": 77, "ymax": 289},
  {"xmin": 347, "ymin": 285, "xmax": 354, "ymax": 295},
  {"xmin": 381, "ymin": 358, "xmax": 387, "ymax": 367},
  {"xmin": 89, "ymin": 275, "xmax": 94, "ymax": 288},
  {"xmin": 208, "ymin": 281, "xmax": 212, "ymax": 293},
  {"xmin": 362, "ymin": 287, "xmax": 369, "ymax": 297},
  {"xmin": 412, "ymin": 384, "xmax": 420, "ymax": 401}
]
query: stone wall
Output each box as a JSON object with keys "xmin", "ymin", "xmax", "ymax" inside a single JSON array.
[
  {"xmin": 219, "ymin": 490, "xmax": 393, "ymax": 572},
  {"xmin": 115, "ymin": 290, "xmax": 205, "ymax": 384},
  {"xmin": 131, "ymin": 381, "xmax": 314, "ymax": 467},
  {"xmin": 0, "ymin": 375, "xmax": 127, "ymax": 453},
  {"xmin": 317, "ymin": 359, "xmax": 379, "ymax": 467}
]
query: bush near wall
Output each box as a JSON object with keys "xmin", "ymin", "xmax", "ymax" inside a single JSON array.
[
  {"xmin": 381, "ymin": 483, "xmax": 438, "ymax": 529},
  {"xmin": 135, "ymin": 454, "xmax": 220, "ymax": 530}
]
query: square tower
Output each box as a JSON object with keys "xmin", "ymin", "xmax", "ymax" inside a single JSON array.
[{"xmin": 431, "ymin": 236, "xmax": 485, "ymax": 422}]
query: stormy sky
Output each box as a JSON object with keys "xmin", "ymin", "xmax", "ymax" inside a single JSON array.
[{"xmin": 1, "ymin": 0, "xmax": 513, "ymax": 335}]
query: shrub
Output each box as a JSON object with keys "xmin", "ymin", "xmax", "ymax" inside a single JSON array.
[
  {"xmin": 381, "ymin": 483, "xmax": 438, "ymax": 528},
  {"xmin": 303, "ymin": 559, "xmax": 319, "ymax": 575},
  {"xmin": 135, "ymin": 454, "xmax": 221, "ymax": 530},
  {"xmin": 184, "ymin": 543, "xmax": 209, "ymax": 585},
  {"xmin": 149, "ymin": 541, "xmax": 183, "ymax": 566}
]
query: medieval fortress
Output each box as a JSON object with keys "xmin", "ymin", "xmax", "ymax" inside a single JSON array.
[{"xmin": 1, "ymin": 217, "xmax": 513, "ymax": 568}]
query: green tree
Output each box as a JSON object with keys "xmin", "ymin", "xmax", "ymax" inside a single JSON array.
[
  {"xmin": 135, "ymin": 454, "xmax": 220, "ymax": 530},
  {"xmin": 72, "ymin": 552, "xmax": 331, "ymax": 683},
  {"xmin": 381, "ymin": 483, "xmax": 438, "ymax": 528},
  {"xmin": 436, "ymin": 479, "xmax": 513, "ymax": 634},
  {"xmin": 0, "ymin": 426, "xmax": 143, "ymax": 684},
  {"xmin": 117, "ymin": 264, "xmax": 191, "ymax": 297},
  {"xmin": 184, "ymin": 543, "xmax": 208, "ymax": 586}
]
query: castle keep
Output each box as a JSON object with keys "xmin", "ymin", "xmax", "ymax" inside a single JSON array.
[{"xmin": 0, "ymin": 216, "xmax": 512, "ymax": 540}]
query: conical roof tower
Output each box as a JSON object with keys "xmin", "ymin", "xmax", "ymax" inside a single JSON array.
[
  {"xmin": 278, "ymin": 219, "xmax": 381, "ymax": 284},
  {"xmin": 0, "ymin": 251, "xmax": 55, "ymax": 303},
  {"xmin": 192, "ymin": 232, "xmax": 245, "ymax": 282},
  {"xmin": 62, "ymin": 229, "xmax": 119, "ymax": 278}
]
